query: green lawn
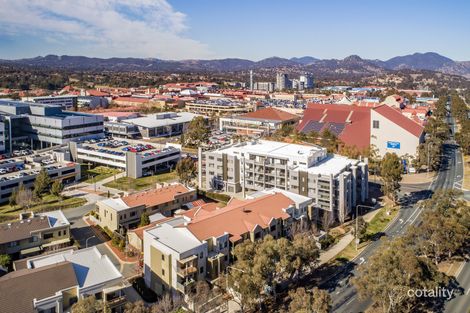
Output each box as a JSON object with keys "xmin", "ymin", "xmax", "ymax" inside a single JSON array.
[
  {"xmin": 335, "ymin": 205, "xmax": 399, "ymax": 261},
  {"xmin": 104, "ymin": 171, "xmax": 178, "ymax": 191},
  {"xmin": 82, "ymin": 165, "xmax": 121, "ymax": 183},
  {"xmin": 0, "ymin": 194, "xmax": 86, "ymax": 222}
]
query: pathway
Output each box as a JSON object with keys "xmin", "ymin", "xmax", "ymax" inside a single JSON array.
[{"xmin": 318, "ymin": 208, "xmax": 383, "ymax": 265}]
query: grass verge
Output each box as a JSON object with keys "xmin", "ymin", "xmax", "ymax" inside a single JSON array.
[
  {"xmin": 104, "ymin": 171, "xmax": 178, "ymax": 191},
  {"xmin": 82, "ymin": 165, "xmax": 121, "ymax": 183}
]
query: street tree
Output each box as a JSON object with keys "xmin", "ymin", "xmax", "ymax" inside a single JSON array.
[
  {"xmin": 380, "ymin": 153, "xmax": 402, "ymax": 203},
  {"xmin": 175, "ymin": 157, "xmax": 197, "ymax": 186},
  {"xmin": 33, "ymin": 168, "xmax": 51, "ymax": 198},
  {"xmin": 183, "ymin": 116, "xmax": 210, "ymax": 147},
  {"xmin": 50, "ymin": 180, "xmax": 64, "ymax": 198},
  {"xmin": 288, "ymin": 287, "xmax": 331, "ymax": 313},
  {"xmin": 353, "ymin": 237, "xmax": 446, "ymax": 313}
]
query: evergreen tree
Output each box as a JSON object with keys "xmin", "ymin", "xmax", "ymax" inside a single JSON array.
[{"xmin": 33, "ymin": 168, "xmax": 51, "ymax": 198}]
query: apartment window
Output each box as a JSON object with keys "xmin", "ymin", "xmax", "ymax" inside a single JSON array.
[
  {"xmin": 43, "ymin": 233, "xmax": 53, "ymax": 240},
  {"xmin": 199, "ymin": 252, "xmax": 203, "ymax": 259},
  {"xmin": 162, "ymin": 269, "xmax": 165, "ymax": 276},
  {"xmin": 63, "ymin": 229, "xmax": 67, "ymax": 235},
  {"xmin": 200, "ymin": 266, "xmax": 204, "ymax": 274},
  {"xmin": 58, "ymin": 231, "xmax": 61, "ymax": 236},
  {"xmin": 373, "ymin": 120, "xmax": 380, "ymax": 129},
  {"xmin": 162, "ymin": 255, "xmax": 165, "ymax": 261},
  {"xmin": 270, "ymin": 225, "xmax": 276, "ymax": 232},
  {"xmin": 130, "ymin": 211, "xmax": 136, "ymax": 217},
  {"xmin": 30, "ymin": 236, "xmax": 38, "ymax": 243},
  {"xmin": 224, "ymin": 241, "xmax": 228, "ymax": 248}
]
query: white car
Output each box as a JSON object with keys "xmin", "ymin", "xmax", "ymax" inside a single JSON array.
[{"xmin": 408, "ymin": 167, "xmax": 416, "ymax": 174}]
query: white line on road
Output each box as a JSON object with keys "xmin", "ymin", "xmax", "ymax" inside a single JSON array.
[
  {"xmin": 344, "ymin": 297, "xmax": 356, "ymax": 306},
  {"xmin": 455, "ymin": 262, "xmax": 466, "ymax": 278}
]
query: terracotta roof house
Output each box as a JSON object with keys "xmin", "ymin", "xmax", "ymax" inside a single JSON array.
[
  {"xmin": 142, "ymin": 189, "xmax": 312, "ymax": 296},
  {"xmin": 97, "ymin": 183, "xmax": 197, "ymax": 232}
]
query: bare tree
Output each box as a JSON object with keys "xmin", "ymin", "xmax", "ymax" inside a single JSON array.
[{"xmin": 16, "ymin": 183, "xmax": 33, "ymax": 210}]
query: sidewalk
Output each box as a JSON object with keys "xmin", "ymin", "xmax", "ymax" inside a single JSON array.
[{"xmin": 318, "ymin": 208, "xmax": 382, "ymax": 265}]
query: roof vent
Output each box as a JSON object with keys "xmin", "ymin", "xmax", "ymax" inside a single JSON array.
[{"xmin": 7, "ymin": 223, "xmax": 11, "ymax": 228}]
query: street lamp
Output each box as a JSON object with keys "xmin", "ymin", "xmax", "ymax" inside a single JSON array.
[
  {"xmin": 225, "ymin": 265, "xmax": 246, "ymax": 303},
  {"xmin": 355, "ymin": 204, "xmax": 376, "ymax": 251},
  {"xmin": 85, "ymin": 235, "xmax": 96, "ymax": 248}
]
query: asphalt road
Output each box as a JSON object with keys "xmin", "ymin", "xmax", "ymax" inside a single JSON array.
[{"xmin": 326, "ymin": 114, "xmax": 463, "ymax": 313}]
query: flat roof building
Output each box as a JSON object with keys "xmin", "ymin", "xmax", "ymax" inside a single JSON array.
[
  {"xmin": 219, "ymin": 107, "xmax": 300, "ymax": 136},
  {"xmin": 0, "ymin": 99, "xmax": 104, "ymax": 152},
  {"xmin": 199, "ymin": 140, "xmax": 368, "ymax": 223}
]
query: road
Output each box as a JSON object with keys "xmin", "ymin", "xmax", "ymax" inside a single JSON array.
[{"xmin": 326, "ymin": 114, "xmax": 463, "ymax": 312}]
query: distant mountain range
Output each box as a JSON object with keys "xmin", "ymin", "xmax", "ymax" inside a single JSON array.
[{"xmin": 1, "ymin": 52, "xmax": 469, "ymax": 78}]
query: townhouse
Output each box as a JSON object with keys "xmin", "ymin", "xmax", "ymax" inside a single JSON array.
[
  {"xmin": 143, "ymin": 190, "xmax": 312, "ymax": 296},
  {"xmin": 0, "ymin": 247, "xmax": 126, "ymax": 313},
  {"xmin": 97, "ymin": 183, "xmax": 197, "ymax": 232},
  {"xmin": 0, "ymin": 210, "xmax": 71, "ymax": 260}
]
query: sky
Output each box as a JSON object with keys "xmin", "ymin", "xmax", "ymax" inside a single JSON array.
[{"xmin": 0, "ymin": 0, "xmax": 469, "ymax": 61}]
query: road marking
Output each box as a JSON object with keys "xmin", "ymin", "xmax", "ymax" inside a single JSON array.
[
  {"xmin": 399, "ymin": 218, "xmax": 404, "ymax": 224},
  {"xmin": 344, "ymin": 297, "xmax": 356, "ymax": 306},
  {"xmin": 455, "ymin": 262, "xmax": 466, "ymax": 278},
  {"xmin": 359, "ymin": 257, "xmax": 365, "ymax": 265}
]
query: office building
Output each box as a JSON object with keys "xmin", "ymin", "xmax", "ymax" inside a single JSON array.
[
  {"xmin": 0, "ymin": 150, "xmax": 81, "ymax": 204},
  {"xmin": 219, "ymin": 107, "xmax": 300, "ymax": 136},
  {"xmin": 253, "ymin": 82, "xmax": 275, "ymax": 92},
  {"xmin": 123, "ymin": 112, "xmax": 202, "ymax": 139},
  {"xmin": 0, "ymin": 100, "xmax": 104, "ymax": 151},
  {"xmin": 185, "ymin": 100, "xmax": 250, "ymax": 116},
  {"xmin": 199, "ymin": 140, "xmax": 368, "ymax": 223},
  {"xmin": 70, "ymin": 139, "xmax": 180, "ymax": 178},
  {"xmin": 276, "ymin": 73, "xmax": 289, "ymax": 91},
  {"xmin": 299, "ymin": 73, "xmax": 314, "ymax": 89},
  {"xmin": 23, "ymin": 95, "xmax": 78, "ymax": 110}
]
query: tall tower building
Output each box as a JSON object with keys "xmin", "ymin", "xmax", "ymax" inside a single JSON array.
[
  {"xmin": 276, "ymin": 72, "xmax": 289, "ymax": 91},
  {"xmin": 249, "ymin": 70, "xmax": 254, "ymax": 91},
  {"xmin": 299, "ymin": 73, "xmax": 314, "ymax": 89}
]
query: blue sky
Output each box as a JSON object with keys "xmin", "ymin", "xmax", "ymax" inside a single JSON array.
[{"xmin": 0, "ymin": 0, "xmax": 469, "ymax": 61}]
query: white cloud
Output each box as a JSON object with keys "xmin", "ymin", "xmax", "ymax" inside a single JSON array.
[{"xmin": 0, "ymin": 0, "xmax": 213, "ymax": 59}]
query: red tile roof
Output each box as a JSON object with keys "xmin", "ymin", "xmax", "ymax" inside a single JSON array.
[
  {"xmin": 122, "ymin": 184, "xmax": 191, "ymax": 208},
  {"xmin": 373, "ymin": 105, "xmax": 424, "ymax": 137},
  {"xmin": 298, "ymin": 104, "xmax": 371, "ymax": 149},
  {"xmin": 187, "ymin": 193, "xmax": 293, "ymax": 242},
  {"xmin": 240, "ymin": 107, "xmax": 299, "ymax": 122}
]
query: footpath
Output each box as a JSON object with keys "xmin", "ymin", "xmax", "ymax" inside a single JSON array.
[{"xmin": 319, "ymin": 208, "xmax": 383, "ymax": 265}]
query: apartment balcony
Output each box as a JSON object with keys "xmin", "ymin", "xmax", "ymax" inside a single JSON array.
[
  {"xmin": 176, "ymin": 278, "xmax": 196, "ymax": 293},
  {"xmin": 103, "ymin": 284, "xmax": 127, "ymax": 309},
  {"xmin": 177, "ymin": 265, "xmax": 197, "ymax": 277}
]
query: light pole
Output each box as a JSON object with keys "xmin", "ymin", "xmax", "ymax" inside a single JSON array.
[
  {"xmin": 225, "ymin": 265, "xmax": 246, "ymax": 309},
  {"xmin": 355, "ymin": 204, "xmax": 376, "ymax": 251},
  {"xmin": 85, "ymin": 235, "xmax": 96, "ymax": 248}
]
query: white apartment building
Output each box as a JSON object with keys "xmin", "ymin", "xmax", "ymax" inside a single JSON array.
[
  {"xmin": 143, "ymin": 217, "xmax": 207, "ymax": 295},
  {"xmin": 199, "ymin": 140, "xmax": 368, "ymax": 223}
]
